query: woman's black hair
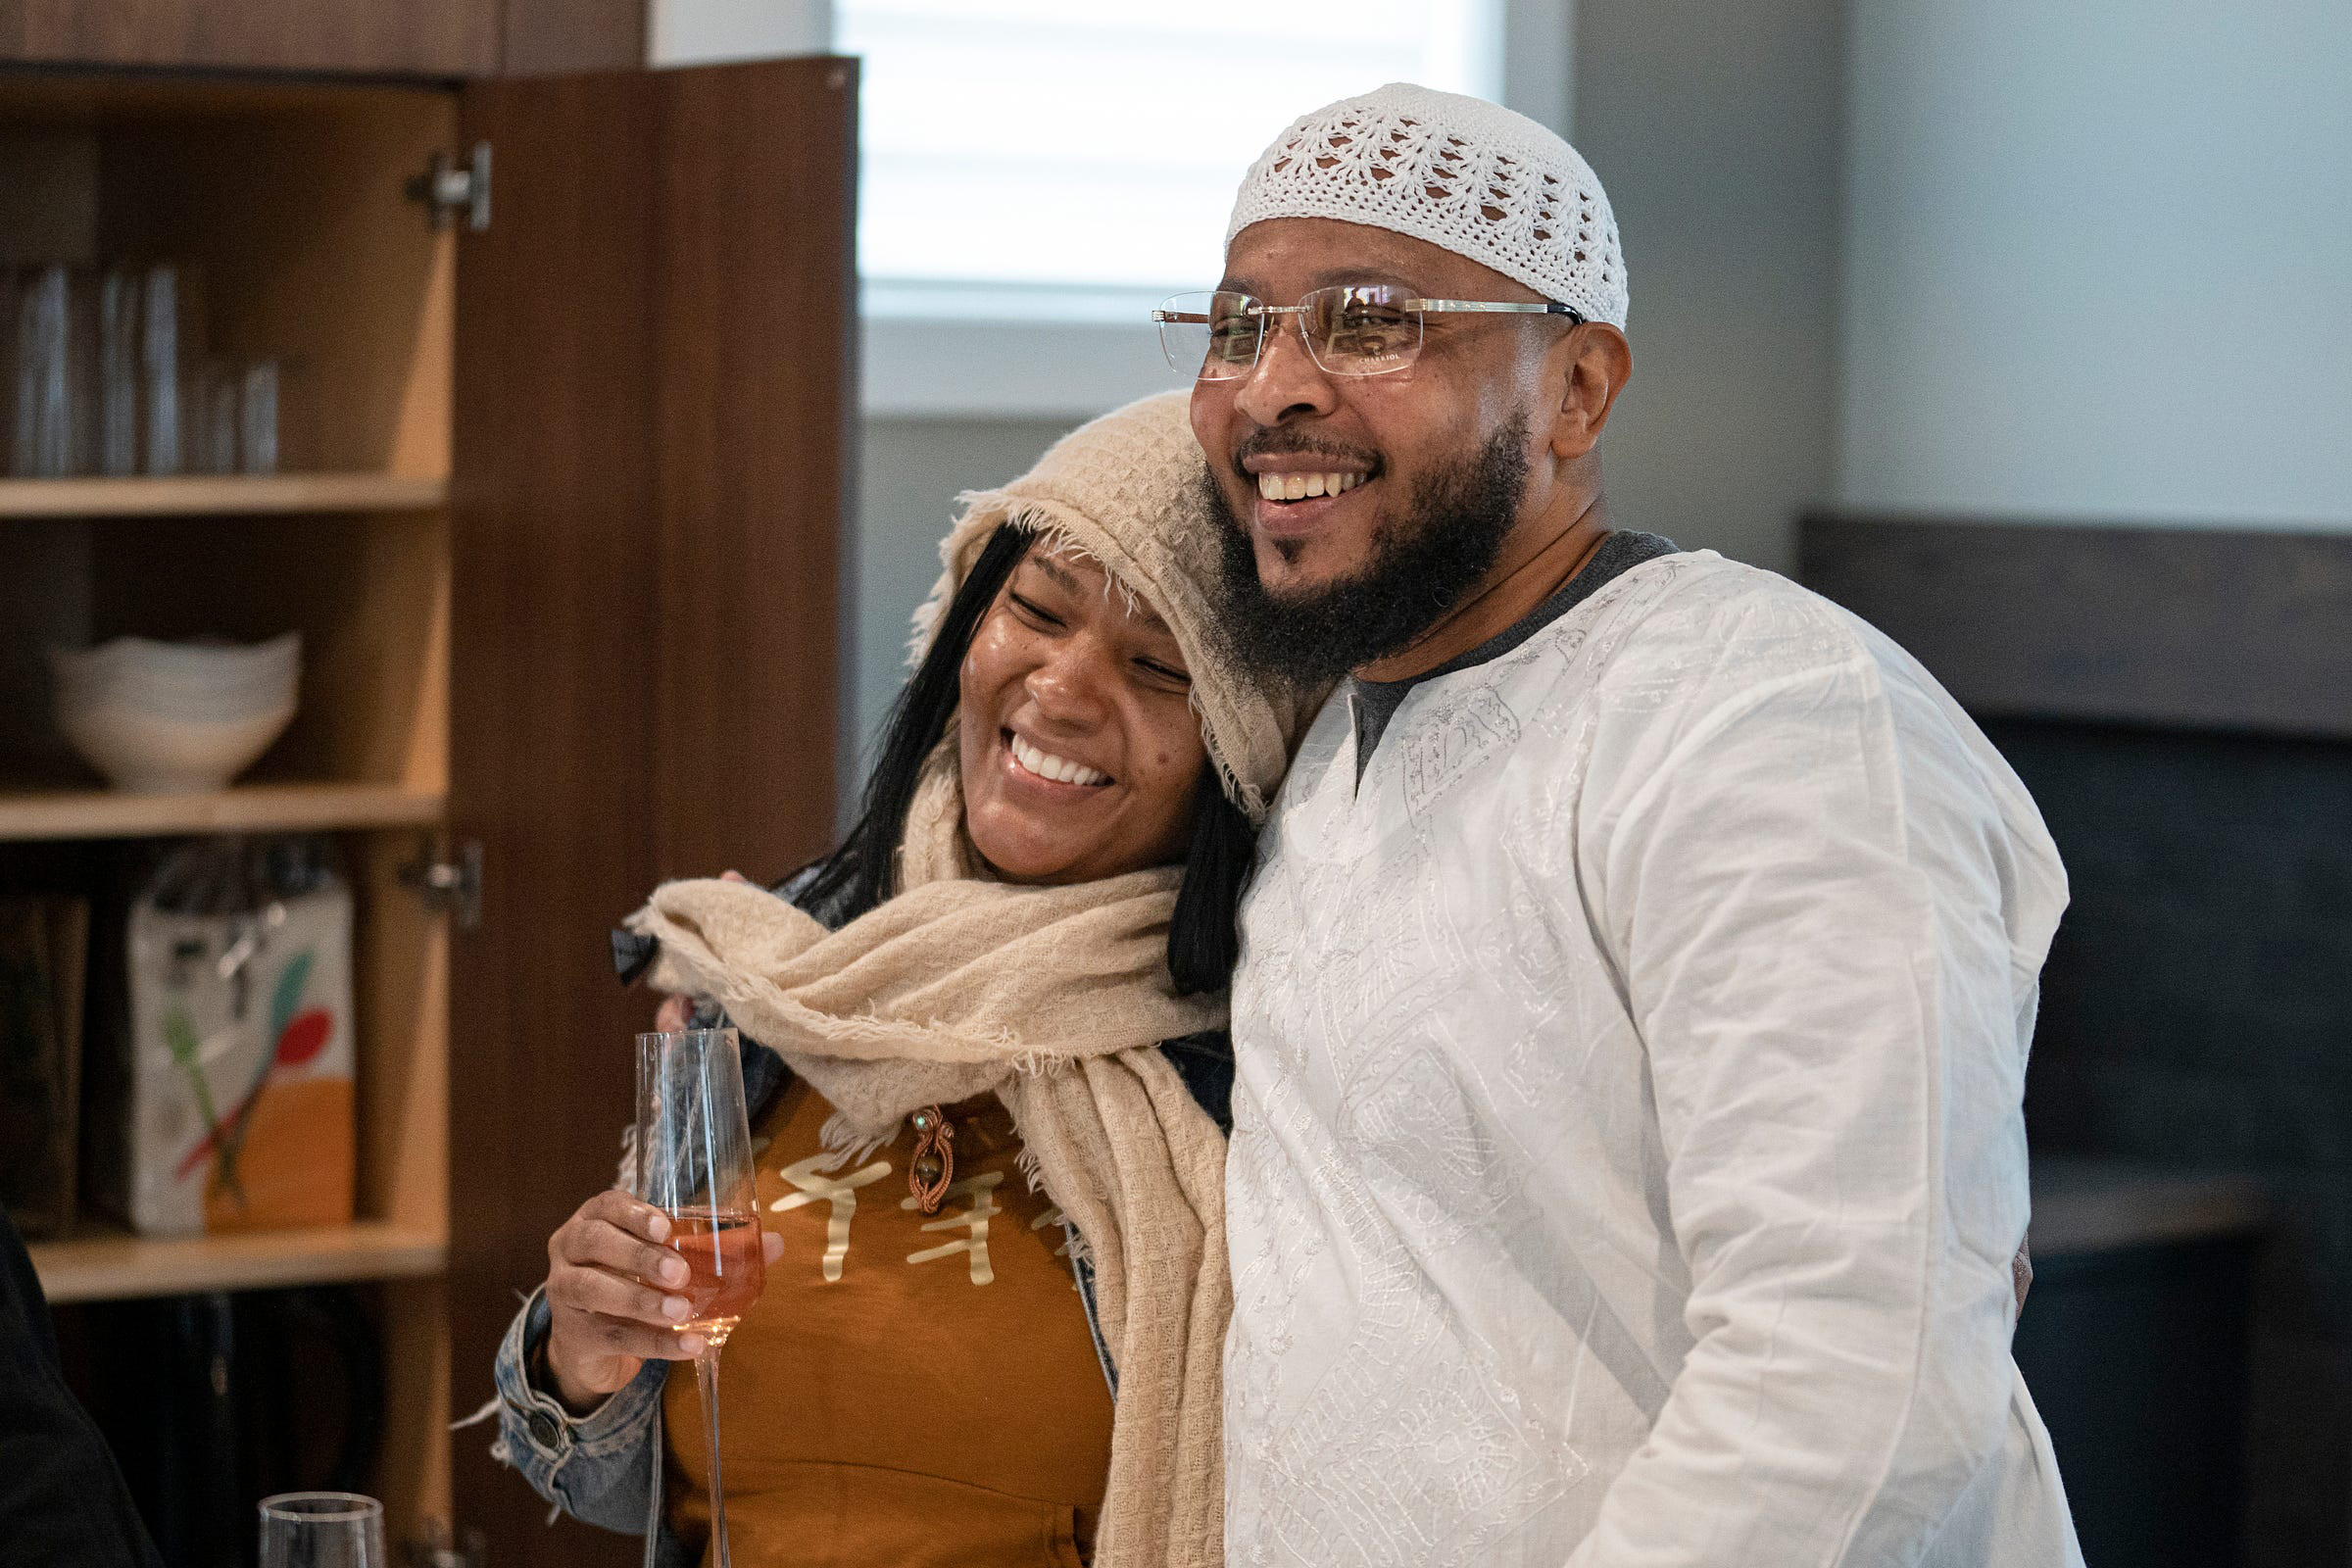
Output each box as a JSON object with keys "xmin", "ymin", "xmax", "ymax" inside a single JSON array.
[
  {"xmin": 796, "ymin": 519, "xmax": 1256, "ymax": 995},
  {"xmin": 1165, "ymin": 760, "xmax": 1255, "ymax": 994}
]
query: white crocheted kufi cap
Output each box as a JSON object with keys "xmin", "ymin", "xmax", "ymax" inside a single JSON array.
[
  {"xmin": 1226, "ymin": 81, "xmax": 1629, "ymax": 329},
  {"xmin": 908, "ymin": 391, "xmax": 1319, "ymax": 826}
]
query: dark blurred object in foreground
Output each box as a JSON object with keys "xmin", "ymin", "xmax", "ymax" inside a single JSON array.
[
  {"xmin": 59, "ymin": 1284, "xmax": 384, "ymax": 1568},
  {"xmin": 0, "ymin": 1204, "xmax": 165, "ymax": 1567}
]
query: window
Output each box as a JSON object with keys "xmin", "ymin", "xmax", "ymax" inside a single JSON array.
[{"xmin": 840, "ymin": 0, "xmax": 1506, "ymax": 322}]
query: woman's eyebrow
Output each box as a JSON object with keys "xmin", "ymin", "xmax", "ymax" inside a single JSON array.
[
  {"xmin": 1027, "ymin": 557, "xmax": 1174, "ymax": 640},
  {"xmin": 1026, "ymin": 557, "xmax": 1085, "ymax": 595}
]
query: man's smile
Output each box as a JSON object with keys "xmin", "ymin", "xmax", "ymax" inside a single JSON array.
[{"xmin": 1238, "ymin": 450, "xmax": 1382, "ymax": 541}]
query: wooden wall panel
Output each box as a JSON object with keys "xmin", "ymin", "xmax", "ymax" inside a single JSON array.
[
  {"xmin": 650, "ymin": 57, "xmax": 854, "ymax": 882},
  {"xmin": 448, "ymin": 67, "xmax": 661, "ymax": 1568},
  {"xmin": 1800, "ymin": 514, "xmax": 2352, "ymax": 739},
  {"xmin": 0, "ymin": 0, "xmax": 499, "ymax": 75},
  {"xmin": 449, "ymin": 57, "xmax": 851, "ymax": 1564}
]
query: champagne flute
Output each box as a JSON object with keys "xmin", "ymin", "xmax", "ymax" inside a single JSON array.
[
  {"xmin": 257, "ymin": 1492, "xmax": 384, "ymax": 1568},
  {"xmin": 634, "ymin": 1027, "xmax": 766, "ymax": 1568}
]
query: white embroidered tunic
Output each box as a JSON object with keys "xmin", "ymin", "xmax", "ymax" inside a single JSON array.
[{"xmin": 1225, "ymin": 551, "xmax": 2083, "ymax": 1566}]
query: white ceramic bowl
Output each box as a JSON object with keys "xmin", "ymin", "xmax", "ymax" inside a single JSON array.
[
  {"xmin": 55, "ymin": 701, "xmax": 297, "ymax": 794},
  {"xmin": 51, "ymin": 633, "xmax": 300, "ymax": 720},
  {"xmin": 49, "ymin": 634, "xmax": 301, "ymax": 792}
]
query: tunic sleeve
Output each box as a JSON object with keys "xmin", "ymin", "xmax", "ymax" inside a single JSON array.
[{"xmin": 1563, "ymin": 592, "xmax": 2066, "ymax": 1566}]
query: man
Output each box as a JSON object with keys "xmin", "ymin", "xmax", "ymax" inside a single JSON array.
[{"xmin": 1183, "ymin": 84, "xmax": 2081, "ymax": 1564}]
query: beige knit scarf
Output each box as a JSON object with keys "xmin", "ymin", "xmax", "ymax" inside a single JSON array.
[{"xmin": 625, "ymin": 738, "xmax": 1231, "ymax": 1568}]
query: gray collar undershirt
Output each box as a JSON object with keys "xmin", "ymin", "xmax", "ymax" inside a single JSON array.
[{"xmin": 1349, "ymin": 529, "xmax": 1682, "ymax": 776}]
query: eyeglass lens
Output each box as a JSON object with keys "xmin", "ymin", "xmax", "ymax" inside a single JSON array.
[{"xmin": 1156, "ymin": 285, "xmax": 1424, "ymax": 381}]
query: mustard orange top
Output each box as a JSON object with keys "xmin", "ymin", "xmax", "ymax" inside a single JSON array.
[{"xmin": 663, "ymin": 1076, "xmax": 1113, "ymax": 1568}]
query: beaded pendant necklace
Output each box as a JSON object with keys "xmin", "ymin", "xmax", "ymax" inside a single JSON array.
[{"xmin": 908, "ymin": 1103, "xmax": 955, "ymax": 1213}]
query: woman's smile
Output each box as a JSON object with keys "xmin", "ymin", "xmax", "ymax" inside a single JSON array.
[{"xmin": 1004, "ymin": 728, "xmax": 1112, "ymax": 790}]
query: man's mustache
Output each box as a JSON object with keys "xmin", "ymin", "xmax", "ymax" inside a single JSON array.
[{"xmin": 1228, "ymin": 430, "xmax": 1385, "ymax": 477}]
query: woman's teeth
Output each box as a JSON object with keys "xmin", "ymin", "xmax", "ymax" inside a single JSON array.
[
  {"xmin": 1256, "ymin": 470, "xmax": 1366, "ymax": 503},
  {"xmin": 1010, "ymin": 732, "xmax": 1109, "ymax": 787}
]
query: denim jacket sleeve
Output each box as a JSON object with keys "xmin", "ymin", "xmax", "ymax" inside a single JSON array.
[{"xmin": 489, "ymin": 1284, "xmax": 669, "ymax": 1537}]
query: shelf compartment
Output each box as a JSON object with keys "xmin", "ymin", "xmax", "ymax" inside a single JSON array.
[
  {"xmin": 0, "ymin": 781, "xmax": 443, "ymax": 841},
  {"xmin": 30, "ymin": 1217, "xmax": 447, "ymax": 1303},
  {"xmin": 0, "ymin": 77, "xmax": 457, "ymax": 480},
  {"xmin": 0, "ymin": 509, "xmax": 451, "ymax": 802},
  {"xmin": 0, "ymin": 474, "xmax": 448, "ymax": 519}
]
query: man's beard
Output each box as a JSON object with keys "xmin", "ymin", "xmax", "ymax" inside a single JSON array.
[{"xmin": 1207, "ymin": 415, "xmax": 1529, "ymax": 685}]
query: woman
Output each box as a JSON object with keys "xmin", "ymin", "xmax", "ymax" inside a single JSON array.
[{"xmin": 487, "ymin": 392, "xmax": 1314, "ymax": 1568}]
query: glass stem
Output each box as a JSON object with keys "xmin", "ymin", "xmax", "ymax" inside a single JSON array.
[{"xmin": 697, "ymin": 1348, "xmax": 730, "ymax": 1568}]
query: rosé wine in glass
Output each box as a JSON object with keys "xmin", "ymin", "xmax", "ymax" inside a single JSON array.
[
  {"xmin": 661, "ymin": 1209, "xmax": 766, "ymax": 1344},
  {"xmin": 635, "ymin": 1027, "xmax": 762, "ymax": 1568}
]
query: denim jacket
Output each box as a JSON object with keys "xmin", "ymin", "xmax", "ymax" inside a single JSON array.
[{"xmin": 484, "ymin": 871, "xmax": 1235, "ymax": 1565}]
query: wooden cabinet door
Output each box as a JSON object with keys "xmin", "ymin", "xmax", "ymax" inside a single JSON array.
[
  {"xmin": 446, "ymin": 57, "xmax": 855, "ymax": 1565},
  {"xmin": 0, "ymin": 0, "xmax": 499, "ymax": 74},
  {"xmin": 0, "ymin": 0, "xmax": 639, "ymax": 76}
]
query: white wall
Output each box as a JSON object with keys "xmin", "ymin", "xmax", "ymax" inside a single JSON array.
[
  {"xmin": 648, "ymin": 0, "xmax": 829, "ymax": 65},
  {"xmin": 1837, "ymin": 0, "xmax": 2352, "ymax": 527},
  {"xmin": 847, "ymin": 416, "xmax": 1075, "ymax": 778},
  {"xmin": 1572, "ymin": 0, "xmax": 1848, "ymax": 572}
]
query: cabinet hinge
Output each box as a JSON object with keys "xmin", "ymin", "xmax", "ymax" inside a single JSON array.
[
  {"xmin": 408, "ymin": 143, "xmax": 492, "ymax": 232},
  {"xmin": 400, "ymin": 838, "xmax": 483, "ymax": 930}
]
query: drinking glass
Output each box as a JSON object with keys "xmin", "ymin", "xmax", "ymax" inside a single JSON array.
[
  {"xmin": 97, "ymin": 268, "xmax": 140, "ymax": 476},
  {"xmin": 239, "ymin": 358, "xmax": 280, "ymax": 474},
  {"xmin": 140, "ymin": 265, "xmax": 182, "ymax": 474},
  {"xmin": 183, "ymin": 356, "xmax": 241, "ymax": 475},
  {"xmin": 257, "ymin": 1492, "xmax": 384, "ymax": 1568},
  {"xmin": 633, "ymin": 1026, "xmax": 765, "ymax": 1568},
  {"xmin": 10, "ymin": 265, "xmax": 98, "ymax": 477}
]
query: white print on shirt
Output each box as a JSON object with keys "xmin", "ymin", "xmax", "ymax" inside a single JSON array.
[
  {"xmin": 769, "ymin": 1154, "xmax": 892, "ymax": 1282},
  {"xmin": 904, "ymin": 1171, "xmax": 1004, "ymax": 1285}
]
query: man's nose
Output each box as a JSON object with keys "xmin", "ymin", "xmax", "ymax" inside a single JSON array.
[{"xmin": 1233, "ymin": 313, "xmax": 1338, "ymax": 427}]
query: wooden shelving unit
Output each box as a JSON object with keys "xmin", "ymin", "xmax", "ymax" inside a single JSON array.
[
  {"xmin": 1, "ymin": 73, "xmax": 463, "ymax": 1549},
  {"xmin": 0, "ymin": 55, "xmax": 850, "ymax": 1566},
  {"xmin": 0, "ymin": 473, "xmax": 448, "ymax": 518},
  {"xmin": 30, "ymin": 1218, "xmax": 448, "ymax": 1304},
  {"xmin": 0, "ymin": 781, "xmax": 445, "ymax": 841}
]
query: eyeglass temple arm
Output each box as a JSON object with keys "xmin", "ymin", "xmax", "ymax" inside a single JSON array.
[
  {"xmin": 1151, "ymin": 300, "xmax": 1584, "ymax": 323},
  {"xmin": 1409, "ymin": 300, "xmax": 1586, "ymax": 320}
]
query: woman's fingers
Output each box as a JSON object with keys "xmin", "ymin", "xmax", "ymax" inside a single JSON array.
[
  {"xmin": 719, "ymin": 869, "xmax": 750, "ymax": 884},
  {"xmin": 552, "ymin": 1256, "xmax": 692, "ymax": 1329},
  {"xmin": 761, "ymin": 1230, "xmax": 785, "ymax": 1265},
  {"xmin": 560, "ymin": 1191, "xmax": 687, "ymax": 1281},
  {"xmin": 571, "ymin": 1310, "xmax": 706, "ymax": 1363}
]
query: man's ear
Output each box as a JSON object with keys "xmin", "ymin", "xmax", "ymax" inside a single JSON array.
[{"xmin": 1547, "ymin": 323, "xmax": 1632, "ymax": 462}]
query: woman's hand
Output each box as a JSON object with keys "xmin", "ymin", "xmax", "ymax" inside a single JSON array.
[
  {"xmin": 540, "ymin": 1189, "xmax": 784, "ymax": 1412},
  {"xmin": 553, "ymin": 869, "xmax": 770, "ymax": 1410}
]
